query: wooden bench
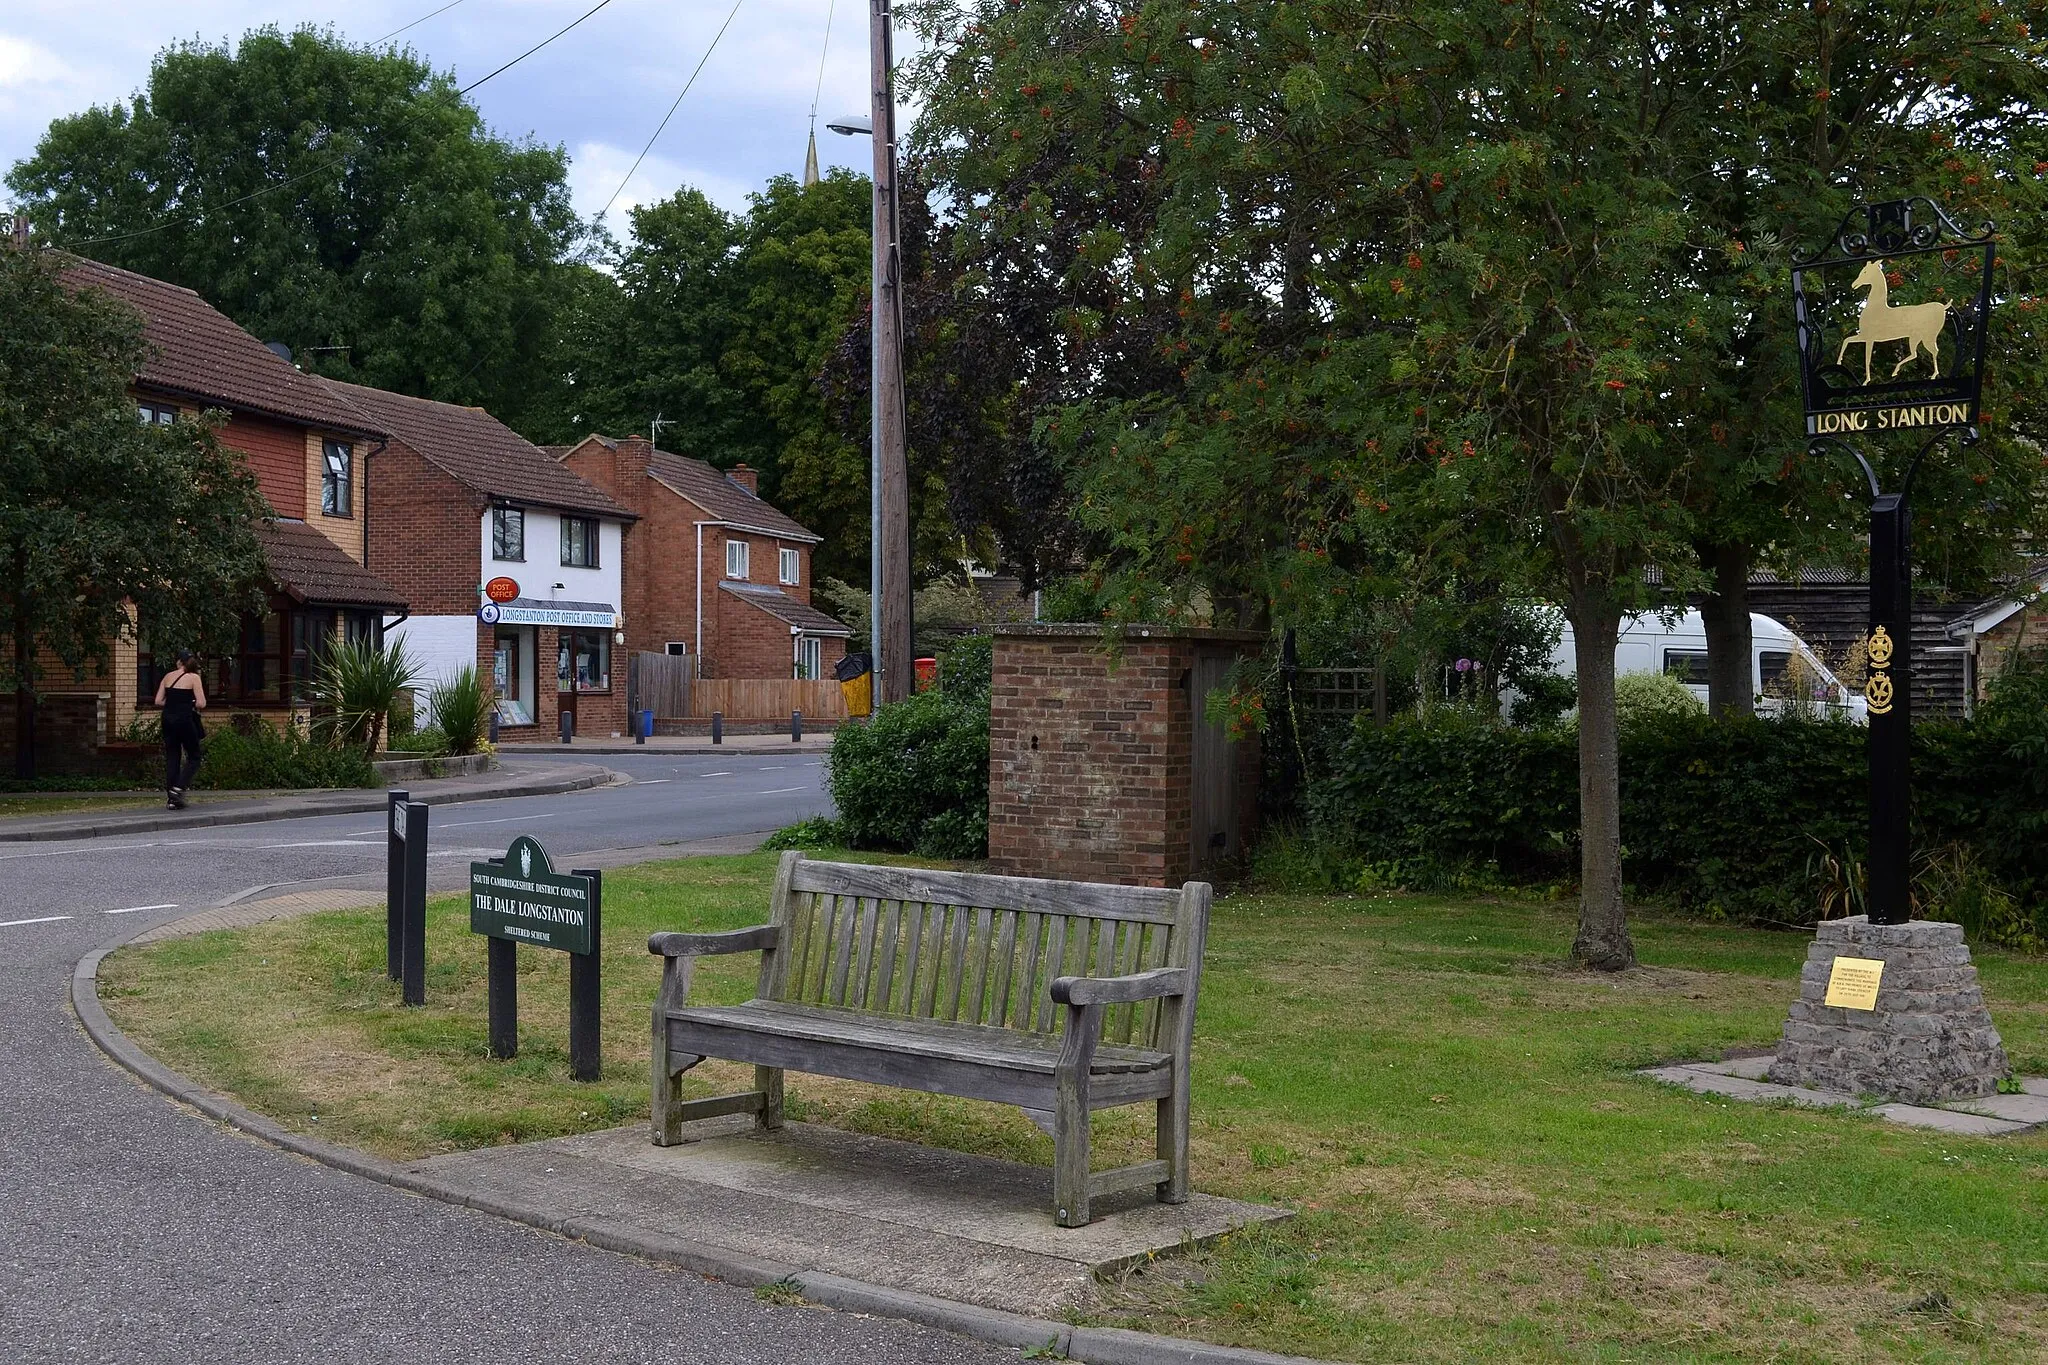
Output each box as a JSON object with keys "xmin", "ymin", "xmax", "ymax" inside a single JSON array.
[{"xmin": 649, "ymin": 852, "xmax": 1210, "ymax": 1227}]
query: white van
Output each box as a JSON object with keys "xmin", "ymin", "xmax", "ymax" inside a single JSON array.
[{"xmin": 1531, "ymin": 608, "xmax": 1866, "ymax": 722}]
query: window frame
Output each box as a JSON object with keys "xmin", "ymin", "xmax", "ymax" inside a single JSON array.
[
  {"xmin": 560, "ymin": 629, "xmax": 612, "ymax": 694},
  {"xmin": 1661, "ymin": 650, "xmax": 1710, "ymax": 687},
  {"xmin": 779, "ymin": 547, "xmax": 801, "ymax": 585},
  {"xmin": 796, "ymin": 636, "xmax": 823, "ymax": 681},
  {"xmin": 725, "ymin": 538, "xmax": 750, "ymax": 580},
  {"xmin": 560, "ymin": 515, "xmax": 599, "ymax": 569},
  {"xmin": 321, "ymin": 440, "xmax": 353, "ymax": 518},
  {"xmin": 137, "ymin": 401, "xmax": 178, "ymax": 426},
  {"xmin": 491, "ymin": 506, "xmax": 526, "ymax": 562}
]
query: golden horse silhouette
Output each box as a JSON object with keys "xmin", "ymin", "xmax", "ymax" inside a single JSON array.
[{"xmin": 1836, "ymin": 260, "xmax": 1948, "ymax": 384}]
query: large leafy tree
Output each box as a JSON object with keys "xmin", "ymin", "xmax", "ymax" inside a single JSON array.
[
  {"xmin": 5, "ymin": 25, "xmax": 586, "ymax": 435},
  {"xmin": 0, "ymin": 245, "xmax": 269, "ymax": 777},
  {"xmin": 901, "ymin": 0, "xmax": 2047, "ymax": 968}
]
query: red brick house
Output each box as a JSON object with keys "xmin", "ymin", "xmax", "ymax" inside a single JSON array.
[
  {"xmin": 549, "ymin": 435, "xmax": 849, "ymax": 681},
  {"xmin": 335, "ymin": 386, "xmax": 639, "ymax": 740},
  {"xmin": 14, "ymin": 257, "xmax": 407, "ymax": 767}
]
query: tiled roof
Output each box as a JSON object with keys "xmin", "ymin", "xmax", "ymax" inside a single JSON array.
[
  {"xmin": 255, "ymin": 520, "xmax": 406, "ymax": 610},
  {"xmin": 556, "ymin": 435, "xmax": 817, "ymax": 541},
  {"xmin": 58, "ymin": 256, "xmax": 381, "ymax": 436},
  {"xmin": 718, "ymin": 581, "xmax": 852, "ymax": 635},
  {"xmin": 320, "ymin": 381, "xmax": 633, "ymax": 520}
]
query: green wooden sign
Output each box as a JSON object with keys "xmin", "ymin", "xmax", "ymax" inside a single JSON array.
[{"xmin": 470, "ymin": 836, "xmax": 595, "ymax": 955}]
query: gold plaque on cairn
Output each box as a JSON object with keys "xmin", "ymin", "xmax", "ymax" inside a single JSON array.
[{"xmin": 1824, "ymin": 956, "xmax": 1886, "ymax": 1011}]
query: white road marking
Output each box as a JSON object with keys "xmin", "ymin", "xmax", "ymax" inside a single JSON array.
[
  {"xmin": 438, "ymin": 813, "xmax": 556, "ymax": 829},
  {"xmin": 759, "ymin": 787, "xmax": 811, "ymax": 795},
  {"xmin": 700, "ymin": 772, "xmax": 734, "ymax": 778},
  {"xmin": 106, "ymin": 903, "xmax": 178, "ymax": 915},
  {"xmin": 0, "ymin": 839, "xmax": 197, "ymax": 861},
  {"xmin": 636, "ymin": 779, "xmax": 673, "ymax": 785},
  {"xmin": 259, "ymin": 840, "xmax": 387, "ymax": 851},
  {"xmin": 0, "ymin": 915, "xmax": 72, "ymax": 928}
]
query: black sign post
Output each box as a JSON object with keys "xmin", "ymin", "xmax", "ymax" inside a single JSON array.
[
  {"xmin": 470, "ymin": 836, "xmax": 602, "ymax": 1080},
  {"xmin": 385, "ymin": 789, "xmax": 408, "ymax": 981},
  {"xmin": 1793, "ymin": 197, "xmax": 1996, "ymax": 925}
]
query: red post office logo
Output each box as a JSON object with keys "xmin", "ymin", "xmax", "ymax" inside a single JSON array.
[{"xmin": 484, "ymin": 576, "xmax": 521, "ymax": 604}]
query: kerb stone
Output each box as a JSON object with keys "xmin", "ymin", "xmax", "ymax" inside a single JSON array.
[{"xmin": 1766, "ymin": 917, "xmax": 2008, "ymax": 1105}]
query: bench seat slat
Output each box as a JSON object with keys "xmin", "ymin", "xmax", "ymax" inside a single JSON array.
[{"xmin": 666, "ymin": 1000, "xmax": 1171, "ymax": 1075}]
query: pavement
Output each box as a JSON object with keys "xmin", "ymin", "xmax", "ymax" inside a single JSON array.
[
  {"xmin": 0, "ymin": 755, "xmax": 1030, "ymax": 1364},
  {"xmin": 1641, "ymin": 1054, "xmax": 2048, "ymax": 1135},
  {"xmin": 0, "ymin": 759, "xmax": 619, "ymax": 842},
  {"xmin": 499, "ymin": 733, "xmax": 837, "ymax": 756}
]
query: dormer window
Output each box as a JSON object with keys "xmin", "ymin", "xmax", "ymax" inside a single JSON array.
[{"xmin": 321, "ymin": 440, "xmax": 353, "ymax": 516}]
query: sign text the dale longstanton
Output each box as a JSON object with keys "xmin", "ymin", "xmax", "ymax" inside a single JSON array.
[{"xmin": 470, "ymin": 835, "xmax": 594, "ymax": 955}]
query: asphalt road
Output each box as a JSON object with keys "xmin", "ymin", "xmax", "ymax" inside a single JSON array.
[{"xmin": 0, "ymin": 754, "xmax": 1015, "ymax": 1364}]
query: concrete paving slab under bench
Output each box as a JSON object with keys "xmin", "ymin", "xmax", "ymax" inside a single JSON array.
[
  {"xmin": 410, "ymin": 1119, "xmax": 1289, "ymax": 1319},
  {"xmin": 1640, "ymin": 1060, "xmax": 2048, "ymax": 1136}
]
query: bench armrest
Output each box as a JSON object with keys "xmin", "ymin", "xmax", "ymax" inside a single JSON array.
[
  {"xmin": 1050, "ymin": 966, "xmax": 1187, "ymax": 1007},
  {"xmin": 648, "ymin": 925, "xmax": 779, "ymax": 957}
]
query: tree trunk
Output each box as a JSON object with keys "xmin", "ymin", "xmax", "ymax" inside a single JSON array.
[
  {"xmin": 1698, "ymin": 541, "xmax": 1754, "ymax": 718},
  {"xmin": 1567, "ymin": 592, "xmax": 1634, "ymax": 970}
]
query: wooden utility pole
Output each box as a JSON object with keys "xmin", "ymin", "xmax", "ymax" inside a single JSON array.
[{"xmin": 868, "ymin": 0, "xmax": 913, "ymax": 704}]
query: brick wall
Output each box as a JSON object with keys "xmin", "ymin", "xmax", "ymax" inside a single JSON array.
[
  {"xmin": 222, "ymin": 413, "xmax": 310, "ymax": 519},
  {"xmin": 365, "ymin": 440, "xmax": 484, "ymax": 615},
  {"xmin": 986, "ymin": 625, "xmax": 1261, "ymax": 887},
  {"xmin": 0, "ymin": 694, "xmax": 115, "ymax": 775}
]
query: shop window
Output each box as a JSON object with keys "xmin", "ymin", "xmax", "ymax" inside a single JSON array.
[
  {"xmin": 492, "ymin": 506, "xmax": 525, "ymax": 561},
  {"xmin": 561, "ymin": 516, "xmax": 599, "ymax": 568},
  {"xmin": 322, "ymin": 440, "xmax": 353, "ymax": 517},
  {"xmin": 725, "ymin": 539, "xmax": 750, "ymax": 579},
  {"xmin": 779, "ymin": 547, "xmax": 801, "ymax": 585},
  {"xmin": 494, "ymin": 628, "xmax": 534, "ymax": 725},
  {"xmin": 561, "ymin": 630, "xmax": 611, "ymax": 693}
]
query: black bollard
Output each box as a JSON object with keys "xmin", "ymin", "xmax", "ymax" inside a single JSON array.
[
  {"xmin": 568, "ymin": 869, "xmax": 603, "ymax": 1082},
  {"xmin": 792, "ymin": 710, "xmax": 802, "ymax": 743},
  {"xmin": 559, "ymin": 708, "xmax": 574, "ymax": 745},
  {"xmin": 488, "ymin": 710, "xmax": 499, "ymax": 745},
  {"xmin": 385, "ymin": 789, "xmax": 409, "ymax": 981},
  {"xmin": 711, "ymin": 711, "xmax": 723, "ymax": 745},
  {"xmin": 401, "ymin": 801, "xmax": 428, "ymax": 1006}
]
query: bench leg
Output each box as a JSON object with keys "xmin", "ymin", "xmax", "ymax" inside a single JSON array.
[
  {"xmin": 1156, "ymin": 1083, "xmax": 1190, "ymax": 1205},
  {"xmin": 650, "ymin": 1016, "xmax": 702, "ymax": 1146},
  {"xmin": 756, "ymin": 1065, "xmax": 784, "ymax": 1131}
]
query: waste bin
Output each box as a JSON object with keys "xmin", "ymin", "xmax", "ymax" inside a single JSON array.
[{"xmin": 835, "ymin": 652, "xmax": 873, "ymax": 717}]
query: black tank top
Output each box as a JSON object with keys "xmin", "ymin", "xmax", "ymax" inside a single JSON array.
[{"xmin": 163, "ymin": 677, "xmax": 199, "ymax": 726}]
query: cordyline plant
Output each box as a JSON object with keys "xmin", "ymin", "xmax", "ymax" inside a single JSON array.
[
  {"xmin": 898, "ymin": 0, "xmax": 2048, "ymax": 969},
  {"xmin": 311, "ymin": 638, "xmax": 421, "ymax": 757}
]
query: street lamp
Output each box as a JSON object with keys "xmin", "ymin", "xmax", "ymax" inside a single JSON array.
[
  {"xmin": 1792, "ymin": 197, "xmax": 1997, "ymax": 924},
  {"xmin": 825, "ymin": 0, "xmax": 912, "ymax": 706}
]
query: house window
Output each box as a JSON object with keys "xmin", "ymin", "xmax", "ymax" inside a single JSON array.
[
  {"xmin": 492, "ymin": 507, "xmax": 525, "ymax": 562},
  {"xmin": 137, "ymin": 401, "xmax": 178, "ymax": 425},
  {"xmin": 665, "ymin": 642, "xmax": 690, "ymax": 657},
  {"xmin": 561, "ymin": 516, "xmax": 599, "ymax": 568},
  {"xmin": 779, "ymin": 548, "xmax": 801, "ymax": 585},
  {"xmin": 290, "ymin": 609, "xmax": 337, "ymax": 698},
  {"xmin": 560, "ymin": 630, "xmax": 611, "ymax": 692},
  {"xmin": 321, "ymin": 440, "xmax": 353, "ymax": 517},
  {"xmin": 725, "ymin": 538, "xmax": 750, "ymax": 579},
  {"xmin": 796, "ymin": 636, "xmax": 823, "ymax": 681}
]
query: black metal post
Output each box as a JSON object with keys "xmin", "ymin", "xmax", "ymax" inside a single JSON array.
[
  {"xmin": 487, "ymin": 936, "xmax": 518, "ymax": 1059},
  {"xmin": 568, "ymin": 868, "xmax": 602, "ymax": 1081},
  {"xmin": 385, "ymin": 788, "xmax": 409, "ymax": 981},
  {"xmin": 1866, "ymin": 494, "xmax": 1913, "ymax": 924},
  {"xmin": 791, "ymin": 710, "xmax": 802, "ymax": 743},
  {"xmin": 711, "ymin": 711, "xmax": 723, "ymax": 745},
  {"xmin": 559, "ymin": 708, "xmax": 574, "ymax": 745},
  {"xmin": 488, "ymin": 710, "xmax": 500, "ymax": 745},
  {"xmin": 402, "ymin": 801, "xmax": 428, "ymax": 1006}
]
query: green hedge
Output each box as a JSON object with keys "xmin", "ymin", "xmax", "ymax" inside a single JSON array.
[
  {"xmin": 1302, "ymin": 669, "xmax": 2048, "ymax": 929},
  {"xmin": 821, "ymin": 636, "xmax": 991, "ymax": 859},
  {"xmin": 186, "ymin": 718, "xmax": 379, "ymax": 790}
]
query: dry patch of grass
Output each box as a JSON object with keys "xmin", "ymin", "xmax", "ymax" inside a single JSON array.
[{"xmin": 103, "ymin": 859, "xmax": 2048, "ymax": 1362}]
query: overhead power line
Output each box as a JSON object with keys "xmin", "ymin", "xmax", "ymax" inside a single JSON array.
[
  {"xmin": 372, "ymin": 0, "xmax": 470, "ymax": 47},
  {"xmin": 63, "ymin": 0, "xmax": 619, "ymax": 248}
]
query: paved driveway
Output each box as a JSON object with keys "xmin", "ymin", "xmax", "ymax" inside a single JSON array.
[{"xmin": 0, "ymin": 755, "xmax": 1013, "ymax": 1363}]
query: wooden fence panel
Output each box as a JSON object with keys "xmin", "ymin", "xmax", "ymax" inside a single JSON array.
[
  {"xmin": 630, "ymin": 652, "xmax": 696, "ymax": 718},
  {"xmin": 689, "ymin": 678, "xmax": 848, "ymax": 719}
]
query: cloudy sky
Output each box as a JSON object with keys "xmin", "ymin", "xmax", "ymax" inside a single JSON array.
[{"xmin": 0, "ymin": 0, "xmax": 881, "ymax": 230}]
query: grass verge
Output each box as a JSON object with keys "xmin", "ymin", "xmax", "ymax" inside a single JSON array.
[
  {"xmin": 101, "ymin": 853, "xmax": 2048, "ymax": 1363},
  {"xmin": 0, "ymin": 794, "xmax": 160, "ymax": 819}
]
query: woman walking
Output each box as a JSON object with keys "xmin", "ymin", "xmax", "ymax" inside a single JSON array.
[{"xmin": 154, "ymin": 650, "xmax": 207, "ymax": 809}]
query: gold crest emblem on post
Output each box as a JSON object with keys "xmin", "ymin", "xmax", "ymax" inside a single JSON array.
[
  {"xmin": 1868, "ymin": 625, "xmax": 1895, "ymax": 667},
  {"xmin": 1866, "ymin": 673, "xmax": 1894, "ymax": 715}
]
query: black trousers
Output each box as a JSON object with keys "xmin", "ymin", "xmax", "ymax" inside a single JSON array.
[{"xmin": 164, "ymin": 719, "xmax": 202, "ymax": 792}]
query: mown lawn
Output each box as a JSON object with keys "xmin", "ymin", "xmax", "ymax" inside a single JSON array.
[{"xmin": 101, "ymin": 852, "xmax": 2048, "ymax": 1363}]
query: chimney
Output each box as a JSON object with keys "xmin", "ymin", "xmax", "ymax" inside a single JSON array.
[
  {"xmin": 727, "ymin": 462, "xmax": 758, "ymax": 496},
  {"xmin": 615, "ymin": 434, "xmax": 652, "ymax": 479}
]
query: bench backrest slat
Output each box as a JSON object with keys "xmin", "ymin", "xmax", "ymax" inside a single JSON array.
[{"xmin": 765, "ymin": 855, "xmax": 1206, "ymax": 1043}]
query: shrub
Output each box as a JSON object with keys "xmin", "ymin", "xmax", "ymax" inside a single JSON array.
[
  {"xmin": 310, "ymin": 639, "xmax": 422, "ymax": 754},
  {"xmin": 1613, "ymin": 670, "xmax": 1705, "ymax": 729},
  {"xmin": 186, "ymin": 716, "xmax": 378, "ymax": 790},
  {"xmin": 429, "ymin": 665, "xmax": 492, "ymax": 755},
  {"xmin": 762, "ymin": 817, "xmax": 848, "ymax": 851},
  {"xmin": 826, "ymin": 634, "xmax": 991, "ymax": 859},
  {"xmin": 1304, "ymin": 700, "xmax": 2048, "ymax": 932}
]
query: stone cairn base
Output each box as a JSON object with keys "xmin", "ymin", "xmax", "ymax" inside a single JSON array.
[{"xmin": 1769, "ymin": 916, "xmax": 2008, "ymax": 1105}]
